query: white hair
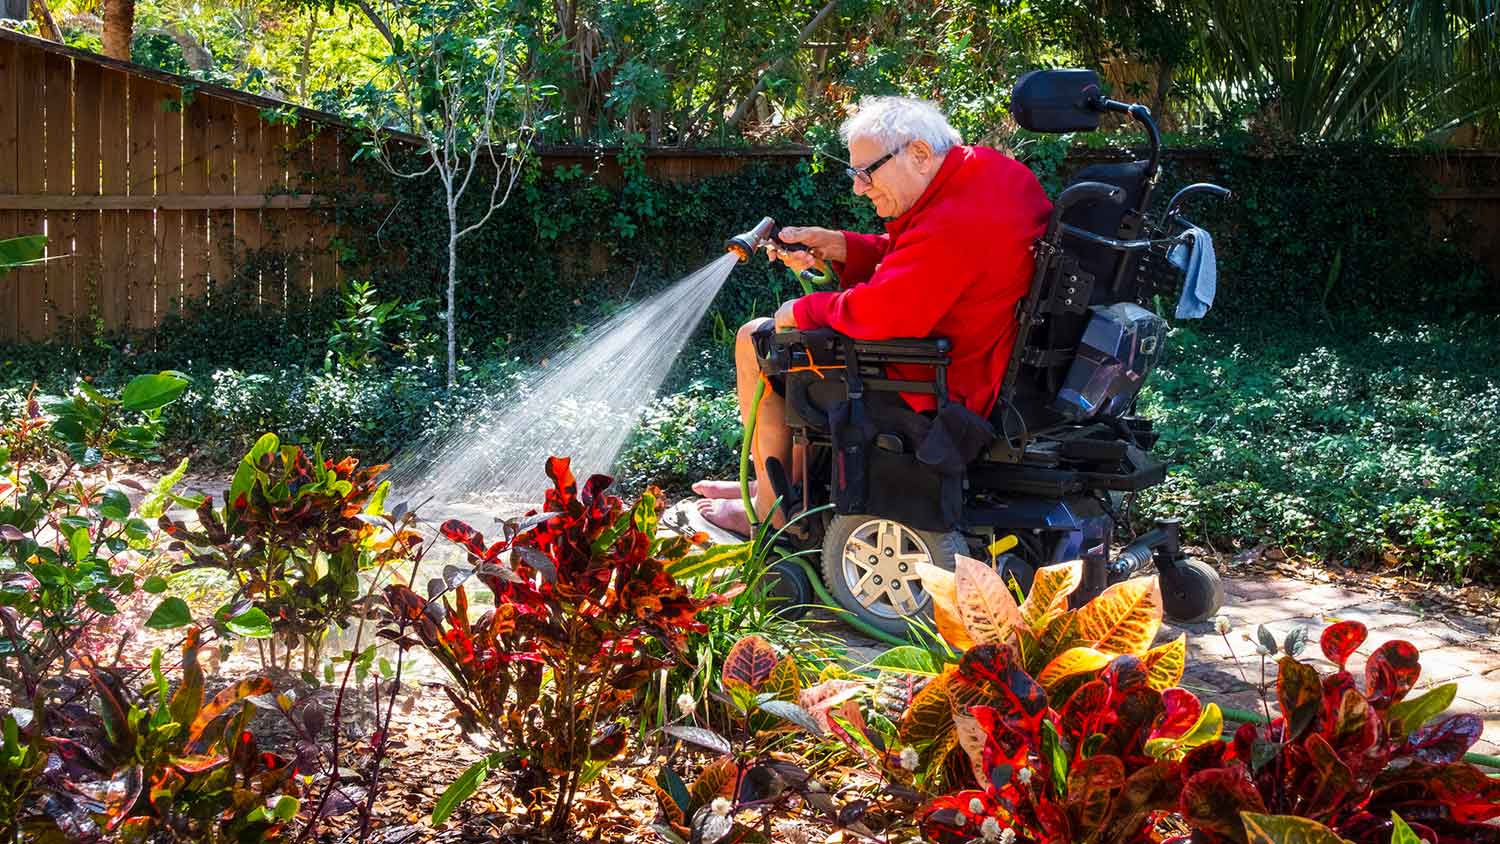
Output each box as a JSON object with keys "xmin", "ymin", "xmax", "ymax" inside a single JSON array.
[{"xmin": 839, "ymin": 96, "xmax": 963, "ymax": 155}]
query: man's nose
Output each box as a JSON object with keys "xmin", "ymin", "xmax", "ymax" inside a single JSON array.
[{"xmin": 851, "ymin": 178, "xmax": 869, "ymax": 197}]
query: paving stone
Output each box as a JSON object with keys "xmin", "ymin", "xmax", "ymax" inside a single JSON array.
[
  {"xmin": 1411, "ymin": 646, "xmax": 1500, "ymax": 689},
  {"xmin": 1327, "ymin": 601, "xmax": 1425, "ymax": 632}
]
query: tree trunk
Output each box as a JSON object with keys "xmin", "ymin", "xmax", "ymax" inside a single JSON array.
[
  {"xmin": 447, "ymin": 215, "xmax": 459, "ymax": 388},
  {"xmin": 102, "ymin": 0, "xmax": 137, "ymax": 61},
  {"xmin": 31, "ymin": 0, "xmax": 64, "ymax": 42}
]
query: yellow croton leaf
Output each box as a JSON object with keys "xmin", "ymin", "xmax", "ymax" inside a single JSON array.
[
  {"xmin": 917, "ymin": 562, "xmax": 973, "ymax": 650},
  {"xmin": 1019, "ymin": 559, "xmax": 1083, "ymax": 629},
  {"xmin": 1145, "ymin": 702, "xmax": 1224, "ymax": 760},
  {"xmin": 1036, "ymin": 645, "xmax": 1114, "ymax": 688},
  {"xmin": 1240, "ymin": 812, "xmax": 1354, "ymax": 844},
  {"xmin": 1142, "ymin": 634, "xmax": 1187, "ymax": 690},
  {"xmin": 1076, "ymin": 576, "xmax": 1163, "ymax": 655},
  {"xmin": 953, "ymin": 555, "xmax": 1024, "ymax": 647}
]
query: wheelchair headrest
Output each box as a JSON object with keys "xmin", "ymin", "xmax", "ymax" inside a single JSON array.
[{"xmin": 1010, "ymin": 69, "xmax": 1104, "ymax": 133}]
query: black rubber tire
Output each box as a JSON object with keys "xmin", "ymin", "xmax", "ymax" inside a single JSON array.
[
  {"xmin": 1160, "ymin": 557, "xmax": 1225, "ymax": 624},
  {"xmin": 995, "ymin": 553, "xmax": 1036, "ymax": 597},
  {"xmin": 819, "ymin": 514, "xmax": 965, "ymax": 637},
  {"xmin": 764, "ymin": 558, "xmax": 813, "ymax": 620}
]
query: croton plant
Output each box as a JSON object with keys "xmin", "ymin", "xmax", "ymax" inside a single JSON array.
[{"xmin": 385, "ymin": 457, "xmax": 734, "ymax": 832}]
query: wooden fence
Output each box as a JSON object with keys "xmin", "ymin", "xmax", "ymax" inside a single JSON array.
[{"xmin": 0, "ymin": 28, "xmax": 358, "ymax": 342}]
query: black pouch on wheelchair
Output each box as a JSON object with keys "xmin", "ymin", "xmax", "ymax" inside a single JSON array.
[{"xmin": 828, "ymin": 394, "xmax": 972, "ymax": 533}]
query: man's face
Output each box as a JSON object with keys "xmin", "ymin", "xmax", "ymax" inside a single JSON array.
[{"xmin": 846, "ymin": 135, "xmax": 943, "ymax": 219}]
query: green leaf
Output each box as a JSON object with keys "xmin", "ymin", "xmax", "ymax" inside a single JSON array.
[
  {"xmin": 95, "ymin": 488, "xmax": 132, "ymax": 523},
  {"xmin": 68, "ymin": 525, "xmax": 91, "ymax": 561},
  {"xmin": 1387, "ymin": 683, "xmax": 1457, "ymax": 741},
  {"xmin": 1041, "ymin": 719, "xmax": 1068, "ymax": 800},
  {"xmin": 272, "ymin": 795, "xmax": 300, "ymax": 822},
  {"xmin": 146, "ymin": 597, "xmax": 193, "ymax": 629},
  {"xmin": 143, "ymin": 575, "xmax": 170, "ymax": 594},
  {"xmin": 1240, "ymin": 812, "xmax": 1350, "ymax": 844},
  {"xmin": 433, "ymin": 754, "xmax": 501, "ymax": 826},
  {"xmin": 1389, "ymin": 813, "xmax": 1419, "ymax": 844},
  {"xmin": 140, "ymin": 458, "xmax": 191, "ymax": 519},
  {"xmin": 225, "ymin": 607, "xmax": 273, "ymax": 639},
  {"xmin": 870, "ymin": 645, "xmax": 944, "ymax": 676},
  {"xmin": 120, "ymin": 372, "xmax": 190, "ymax": 412},
  {"xmin": 0, "ymin": 235, "xmax": 47, "ymax": 278},
  {"xmin": 86, "ymin": 592, "xmax": 119, "ymax": 615},
  {"xmin": 668, "ymin": 541, "xmax": 751, "ymax": 580}
]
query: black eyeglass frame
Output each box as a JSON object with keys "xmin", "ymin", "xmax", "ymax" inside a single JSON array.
[{"xmin": 839, "ymin": 145, "xmax": 905, "ymax": 186}]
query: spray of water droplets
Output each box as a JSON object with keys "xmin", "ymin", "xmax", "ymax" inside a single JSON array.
[{"xmin": 385, "ymin": 251, "xmax": 742, "ymax": 512}]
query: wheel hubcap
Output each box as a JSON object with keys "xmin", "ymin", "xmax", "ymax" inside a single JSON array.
[{"xmin": 840, "ymin": 520, "xmax": 935, "ymax": 620}]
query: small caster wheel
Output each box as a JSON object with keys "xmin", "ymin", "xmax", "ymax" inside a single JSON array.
[
  {"xmin": 1160, "ymin": 557, "xmax": 1224, "ymax": 623},
  {"xmin": 765, "ymin": 558, "xmax": 813, "ymax": 620}
]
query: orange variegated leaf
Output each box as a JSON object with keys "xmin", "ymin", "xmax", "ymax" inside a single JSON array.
[
  {"xmin": 953, "ymin": 712, "xmax": 988, "ymax": 784},
  {"xmin": 918, "ymin": 563, "xmax": 973, "ymax": 650},
  {"xmin": 898, "ymin": 668, "xmax": 958, "ymax": 745},
  {"xmin": 688, "ymin": 756, "xmax": 737, "ymax": 812},
  {"xmin": 764, "ymin": 655, "xmax": 802, "ymax": 702},
  {"xmin": 1037, "ymin": 646, "xmax": 1115, "ymax": 688},
  {"xmin": 1020, "ymin": 559, "xmax": 1083, "ymax": 629},
  {"xmin": 1142, "ymin": 634, "xmax": 1187, "ymax": 690},
  {"xmin": 953, "ymin": 555, "xmax": 1023, "ymax": 647},
  {"xmin": 1076, "ymin": 577, "xmax": 1162, "ymax": 656},
  {"xmin": 722, "ymin": 635, "xmax": 778, "ymax": 691}
]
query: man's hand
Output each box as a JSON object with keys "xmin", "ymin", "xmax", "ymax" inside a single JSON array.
[
  {"xmin": 766, "ymin": 226, "xmax": 846, "ymax": 274},
  {"xmin": 774, "ymin": 299, "xmax": 799, "ymax": 332}
]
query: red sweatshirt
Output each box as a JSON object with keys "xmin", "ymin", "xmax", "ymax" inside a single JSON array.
[{"xmin": 792, "ymin": 145, "xmax": 1052, "ymax": 417}]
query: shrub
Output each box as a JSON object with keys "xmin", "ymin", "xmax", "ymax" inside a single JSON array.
[
  {"xmin": 614, "ymin": 381, "xmax": 741, "ymax": 494},
  {"xmin": 1180, "ymin": 620, "xmax": 1500, "ymax": 844},
  {"xmin": 385, "ymin": 458, "xmax": 733, "ymax": 833},
  {"xmin": 1139, "ymin": 318, "xmax": 1500, "ymax": 583}
]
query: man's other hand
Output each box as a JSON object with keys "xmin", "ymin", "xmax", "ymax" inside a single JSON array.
[
  {"xmin": 774, "ymin": 299, "xmax": 799, "ymax": 332},
  {"xmin": 766, "ymin": 226, "xmax": 846, "ymax": 273}
]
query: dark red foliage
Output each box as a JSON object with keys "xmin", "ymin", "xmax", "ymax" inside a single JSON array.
[
  {"xmin": 385, "ymin": 458, "xmax": 728, "ymax": 780},
  {"xmin": 917, "ymin": 651, "xmax": 1196, "ymax": 844},
  {"xmin": 1319, "ymin": 620, "xmax": 1367, "ymax": 670},
  {"xmin": 1186, "ymin": 625, "xmax": 1500, "ymax": 844}
]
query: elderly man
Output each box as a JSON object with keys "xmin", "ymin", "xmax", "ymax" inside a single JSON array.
[{"xmin": 696, "ymin": 96, "xmax": 1052, "ymax": 535}]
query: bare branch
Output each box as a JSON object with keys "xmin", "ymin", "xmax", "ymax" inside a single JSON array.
[{"xmin": 725, "ymin": 0, "xmax": 839, "ymax": 131}]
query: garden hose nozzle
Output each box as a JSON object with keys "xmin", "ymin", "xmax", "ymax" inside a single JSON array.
[{"xmin": 725, "ymin": 216, "xmax": 777, "ymax": 262}]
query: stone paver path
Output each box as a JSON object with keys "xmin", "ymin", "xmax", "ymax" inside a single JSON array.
[{"xmin": 841, "ymin": 571, "xmax": 1500, "ymax": 759}]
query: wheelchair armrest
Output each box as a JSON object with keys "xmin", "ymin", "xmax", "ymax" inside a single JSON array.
[{"xmin": 760, "ymin": 328, "xmax": 951, "ymax": 367}]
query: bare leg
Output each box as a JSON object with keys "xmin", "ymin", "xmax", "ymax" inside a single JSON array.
[{"xmin": 697, "ymin": 318, "xmax": 792, "ymax": 532}]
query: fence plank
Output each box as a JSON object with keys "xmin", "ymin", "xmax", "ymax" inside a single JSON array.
[
  {"xmin": 98, "ymin": 66, "xmax": 128, "ymax": 332},
  {"xmin": 310, "ymin": 128, "xmax": 340, "ymax": 296},
  {"xmin": 284, "ymin": 123, "xmax": 318, "ymax": 312},
  {"xmin": 205, "ymin": 95, "xmax": 234, "ymax": 297},
  {"xmin": 260, "ymin": 118, "xmax": 285, "ymax": 310},
  {"xmin": 0, "ymin": 39, "xmax": 18, "ymax": 342},
  {"xmin": 15, "ymin": 41, "xmax": 48, "ymax": 341},
  {"xmin": 43, "ymin": 52, "xmax": 74, "ymax": 342},
  {"xmin": 127, "ymin": 76, "xmax": 160, "ymax": 331},
  {"xmin": 73, "ymin": 61, "xmax": 101, "ymax": 337},
  {"xmin": 181, "ymin": 95, "xmax": 208, "ymax": 305},
  {"xmin": 233, "ymin": 103, "xmax": 264, "ymax": 308},
  {"xmin": 156, "ymin": 82, "xmax": 183, "ymax": 320}
]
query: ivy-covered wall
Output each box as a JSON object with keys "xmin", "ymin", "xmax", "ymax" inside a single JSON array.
[{"xmin": 335, "ymin": 140, "xmax": 1497, "ymax": 366}]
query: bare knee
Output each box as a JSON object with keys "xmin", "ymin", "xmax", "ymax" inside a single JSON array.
[{"xmin": 736, "ymin": 317, "xmax": 773, "ymax": 348}]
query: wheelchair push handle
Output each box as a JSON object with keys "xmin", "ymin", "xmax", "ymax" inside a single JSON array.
[
  {"xmin": 1166, "ymin": 182, "xmax": 1232, "ymax": 221},
  {"xmin": 1049, "ymin": 181, "xmax": 1125, "ymax": 232}
]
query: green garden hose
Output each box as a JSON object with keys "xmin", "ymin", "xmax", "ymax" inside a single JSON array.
[
  {"xmin": 1221, "ymin": 705, "xmax": 1500, "ymax": 772},
  {"xmin": 738, "ymin": 370, "xmax": 908, "ymax": 648}
]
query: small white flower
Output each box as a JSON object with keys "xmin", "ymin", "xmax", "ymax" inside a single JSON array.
[
  {"xmin": 1213, "ymin": 616, "xmax": 1232, "ymax": 635},
  {"xmin": 999, "ymin": 828, "xmax": 1017, "ymax": 844},
  {"xmin": 710, "ymin": 797, "xmax": 732, "ymax": 817},
  {"xmin": 676, "ymin": 693, "xmax": 696, "ymax": 717},
  {"xmin": 1016, "ymin": 767, "xmax": 1033, "ymax": 785},
  {"xmin": 1255, "ymin": 644, "xmax": 1271, "ymax": 656},
  {"xmin": 969, "ymin": 798, "xmax": 985, "ymax": 816},
  {"xmin": 980, "ymin": 817, "xmax": 1002, "ymax": 841},
  {"xmin": 807, "ymin": 780, "xmax": 826, "ymax": 793},
  {"xmin": 899, "ymin": 747, "xmax": 920, "ymax": 771}
]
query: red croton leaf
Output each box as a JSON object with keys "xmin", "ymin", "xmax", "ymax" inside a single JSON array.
[
  {"xmin": 956, "ymin": 644, "xmax": 1049, "ymax": 740},
  {"xmin": 1365, "ymin": 640, "xmax": 1421, "ymax": 710},
  {"xmin": 1066, "ymin": 754, "xmax": 1126, "ymax": 833},
  {"xmin": 1151, "ymin": 687, "xmax": 1204, "ymax": 742},
  {"xmin": 1319, "ymin": 621, "xmax": 1367, "ymax": 669},
  {"xmin": 1180, "ymin": 767, "xmax": 1265, "ymax": 844},
  {"xmin": 440, "ymin": 519, "xmax": 488, "ymax": 558},
  {"xmin": 916, "ymin": 790, "xmax": 1004, "ymax": 844},
  {"xmin": 1406, "ymin": 713, "xmax": 1482, "ymax": 764},
  {"xmin": 721, "ymin": 635, "xmax": 778, "ymax": 691}
]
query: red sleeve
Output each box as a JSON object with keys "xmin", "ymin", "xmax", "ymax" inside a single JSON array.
[
  {"xmin": 832, "ymin": 231, "xmax": 890, "ymax": 289},
  {"xmin": 793, "ymin": 223, "xmax": 973, "ymax": 337}
]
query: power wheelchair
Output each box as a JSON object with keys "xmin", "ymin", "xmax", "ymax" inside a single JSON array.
[{"xmin": 749, "ymin": 69, "xmax": 1232, "ymax": 635}]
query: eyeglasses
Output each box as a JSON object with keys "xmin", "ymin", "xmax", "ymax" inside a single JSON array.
[{"xmin": 841, "ymin": 147, "xmax": 902, "ymax": 187}]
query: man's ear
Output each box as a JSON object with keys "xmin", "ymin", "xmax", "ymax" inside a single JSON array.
[{"xmin": 908, "ymin": 139, "xmax": 938, "ymax": 173}]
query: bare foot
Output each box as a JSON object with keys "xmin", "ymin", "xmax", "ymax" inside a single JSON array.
[
  {"xmin": 695, "ymin": 497, "xmax": 754, "ymax": 537},
  {"xmin": 691, "ymin": 479, "xmax": 758, "ymax": 499}
]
